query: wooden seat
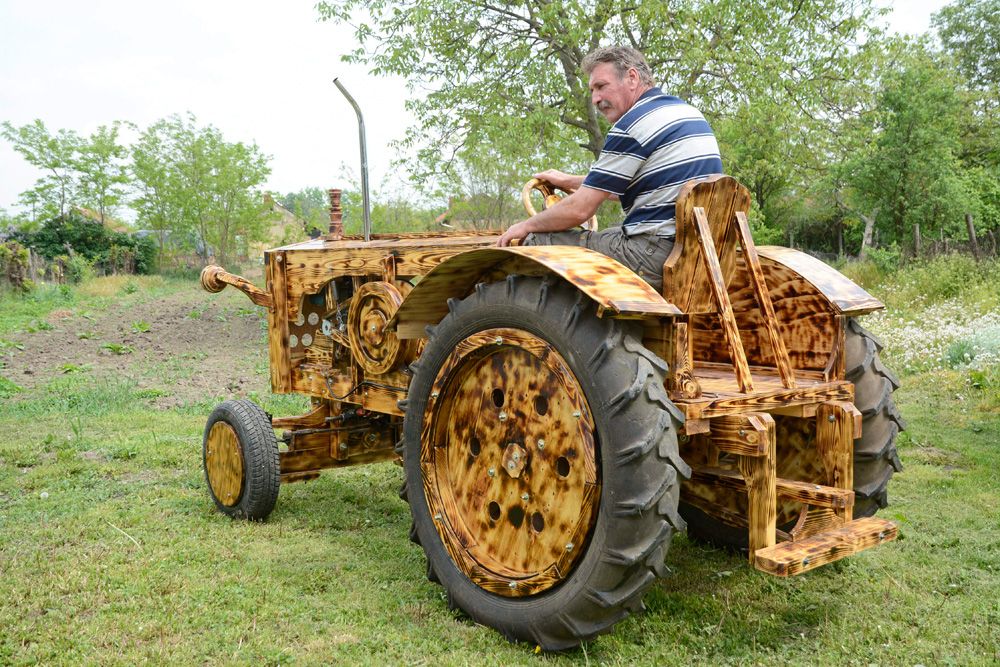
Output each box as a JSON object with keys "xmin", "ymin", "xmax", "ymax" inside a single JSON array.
[
  {"xmin": 659, "ymin": 176, "xmax": 895, "ymax": 575},
  {"xmin": 661, "ymin": 175, "xmax": 794, "ymax": 399}
]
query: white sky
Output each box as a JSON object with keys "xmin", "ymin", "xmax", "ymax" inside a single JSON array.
[{"xmin": 0, "ymin": 0, "xmax": 950, "ymax": 218}]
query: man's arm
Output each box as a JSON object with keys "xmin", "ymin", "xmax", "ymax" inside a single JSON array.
[
  {"xmin": 534, "ymin": 169, "xmax": 585, "ymax": 192},
  {"xmin": 497, "ymin": 186, "xmax": 610, "ymax": 247}
]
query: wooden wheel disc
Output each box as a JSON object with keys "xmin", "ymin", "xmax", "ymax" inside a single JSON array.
[
  {"xmin": 421, "ymin": 327, "xmax": 600, "ymax": 597},
  {"xmin": 205, "ymin": 421, "xmax": 245, "ymax": 507},
  {"xmin": 347, "ymin": 281, "xmax": 412, "ymax": 375}
]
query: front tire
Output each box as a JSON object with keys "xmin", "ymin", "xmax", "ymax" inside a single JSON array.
[
  {"xmin": 203, "ymin": 399, "xmax": 280, "ymax": 521},
  {"xmin": 400, "ymin": 276, "xmax": 688, "ymax": 650}
]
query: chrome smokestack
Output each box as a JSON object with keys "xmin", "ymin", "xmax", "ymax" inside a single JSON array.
[{"xmin": 333, "ymin": 78, "xmax": 371, "ymax": 241}]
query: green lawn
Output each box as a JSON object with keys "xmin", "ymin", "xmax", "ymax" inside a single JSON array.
[{"xmin": 1, "ymin": 259, "xmax": 998, "ymax": 665}]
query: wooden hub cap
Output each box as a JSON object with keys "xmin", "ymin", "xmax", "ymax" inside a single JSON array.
[
  {"xmin": 205, "ymin": 421, "xmax": 244, "ymax": 506},
  {"xmin": 421, "ymin": 328, "xmax": 600, "ymax": 597}
]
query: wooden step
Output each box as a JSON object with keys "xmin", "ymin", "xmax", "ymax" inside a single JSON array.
[
  {"xmin": 689, "ymin": 467, "xmax": 855, "ymax": 508},
  {"xmin": 753, "ymin": 517, "xmax": 898, "ymax": 576}
]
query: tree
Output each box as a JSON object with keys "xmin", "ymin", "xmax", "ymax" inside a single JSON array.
[
  {"xmin": 318, "ymin": 0, "xmax": 887, "ymax": 186},
  {"xmin": 1, "ymin": 120, "xmax": 81, "ymax": 222},
  {"xmin": 131, "ymin": 114, "xmax": 272, "ymax": 265},
  {"xmin": 847, "ymin": 48, "xmax": 974, "ymax": 252},
  {"xmin": 75, "ymin": 122, "xmax": 130, "ymax": 225},
  {"xmin": 279, "ymin": 187, "xmax": 330, "ymax": 236}
]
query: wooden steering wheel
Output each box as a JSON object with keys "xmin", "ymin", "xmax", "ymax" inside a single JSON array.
[{"xmin": 521, "ymin": 178, "xmax": 598, "ymax": 232}]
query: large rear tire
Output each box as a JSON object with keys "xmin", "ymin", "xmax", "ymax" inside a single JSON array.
[{"xmin": 400, "ymin": 276, "xmax": 688, "ymax": 650}]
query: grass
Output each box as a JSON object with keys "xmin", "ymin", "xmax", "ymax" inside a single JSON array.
[{"xmin": 2, "ymin": 258, "xmax": 999, "ymax": 665}]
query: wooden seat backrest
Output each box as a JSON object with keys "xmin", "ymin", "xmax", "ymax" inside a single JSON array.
[{"xmin": 662, "ymin": 175, "xmax": 752, "ymax": 313}]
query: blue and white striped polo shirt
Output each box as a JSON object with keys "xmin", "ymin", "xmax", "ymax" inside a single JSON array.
[{"xmin": 582, "ymin": 87, "xmax": 723, "ymax": 237}]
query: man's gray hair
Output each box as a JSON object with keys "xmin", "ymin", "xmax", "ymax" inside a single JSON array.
[{"xmin": 582, "ymin": 46, "xmax": 655, "ymax": 86}]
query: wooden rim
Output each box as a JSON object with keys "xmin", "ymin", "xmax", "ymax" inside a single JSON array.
[
  {"xmin": 421, "ymin": 327, "xmax": 600, "ymax": 597},
  {"xmin": 205, "ymin": 421, "xmax": 245, "ymax": 507}
]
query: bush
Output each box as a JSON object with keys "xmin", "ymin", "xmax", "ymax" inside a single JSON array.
[
  {"xmin": 21, "ymin": 212, "xmax": 157, "ymax": 276},
  {"xmin": 0, "ymin": 240, "xmax": 33, "ymax": 292},
  {"xmin": 865, "ymin": 244, "xmax": 901, "ymax": 274},
  {"xmin": 64, "ymin": 254, "xmax": 95, "ymax": 284}
]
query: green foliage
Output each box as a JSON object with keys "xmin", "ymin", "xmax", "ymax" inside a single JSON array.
[
  {"xmin": 63, "ymin": 254, "xmax": 95, "ymax": 284},
  {"xmin": 131, "ymin": 114, "xmax": 272, "ymax": 265},
  {"xmin": 319, "ymin": 0, "xmax": 886, "ymax": 189},
  {"xmin": 0, "ymin": 240, "xmax": 33, "ymax": 293},
  {"xmin": 131, "ymin": 320, "xmax": 151, "ymax": 333},
  {"xmin": 278, "ymin": 187, "xmax": 328, "ymax": 237},
  {"xmin": 865, "ymin": 244, "xmax": 901, "ymax": 274},
  {"xmin": 0, "ymin": 375, "xmax": 22, "ymax": 398},
  {"xmin": 100, "ymin": 342, "xmax": 135, "ymax": 355}
]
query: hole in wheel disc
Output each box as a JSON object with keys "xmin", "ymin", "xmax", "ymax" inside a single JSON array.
[
  {"xmin": 488, "ymin": 501, "xmax": 501, "ymax": 521},
  {"xmin": 491, "ymin": 388, "xmax": 504, "ymax": 408},
  {"xmin": 556, "ymin": 456, "xmax": 570, "ymax": 477},
  {"xmin": 469, "ymin": 436, "xmax": 481, "ymax": 456},
  {"xmin": 534, "ymin": 395, "xmax": 548, "ymax": 416},
  {"xmin": 531, "ymin": 512, "xmax": 544, "ymax": 532},
  {"xmin": 508, "ymin": 505, "xmax": 525, "ymax": 528}
]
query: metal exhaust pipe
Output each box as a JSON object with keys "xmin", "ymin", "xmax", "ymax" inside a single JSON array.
[{"xmin": 333, "ymin": 78, "xmax": 371, "ymax": 241}]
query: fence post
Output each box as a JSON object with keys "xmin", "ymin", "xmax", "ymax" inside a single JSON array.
[{"xmin": 965, "ymin": 213, "xmax": 980, "ymax": 260}]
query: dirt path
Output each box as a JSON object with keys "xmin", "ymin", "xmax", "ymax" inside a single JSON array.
[{"xmin": 2, "ymin": 283, "xmax": 270, "ymax": 408}]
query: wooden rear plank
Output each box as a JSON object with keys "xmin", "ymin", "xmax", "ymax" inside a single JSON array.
[
  {"xmin": 754, "ymin": 517, "xmax": 898, "ymax": 576},
  {"xmin": 688, "ymin": 467, "xmax": 854, "ymax": 508}
]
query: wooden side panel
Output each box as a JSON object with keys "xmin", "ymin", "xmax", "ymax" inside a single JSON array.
[{"xmin": 266, "ymin": 251, "xmax": 292, "ymax": 393}]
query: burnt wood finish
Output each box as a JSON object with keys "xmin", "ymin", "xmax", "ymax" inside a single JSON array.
[
  {"xmin": 754, "ymin": 517, "xmax": 897, "ymax": 576},
  {"xmin": 204, "ymin": 422, "xmax": 244, "ymax": 506},
  {"xmin": 734, "ymin": 212, "xmax": 795, "ymax": 388},
  {"xmin": 200, "ymin": 265, "xmax": 274, "ymax": 310},
  {"xmin": 736, "ymin": 413, "xmax": 776, "ymax": 560},
  {"xmin": 692, "ymin": 206, "xmax": 754, "ymax": 392},
  {"xmin": 419, "ymin": 328, "xmax": 600, "ymax": 597},
  {"xmin": 816, "ymin": 401, "xmax": 860, "ymax": 522},
  {"xmin": 266, "ymin": 251, "xmax": 292, "ymax": 393},
  {"xmin": 390, "ymin": 246, "xmax": 680, "ymax": 339}
]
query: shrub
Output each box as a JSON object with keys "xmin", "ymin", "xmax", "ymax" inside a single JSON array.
[{"xmin": 64, "ymin": 254, "xmax": 95, "ymax": 284}]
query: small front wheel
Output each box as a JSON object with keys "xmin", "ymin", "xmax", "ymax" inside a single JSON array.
[{"xmin": 203, "ymin": 399, "xmax": 280, "ymax": 521}]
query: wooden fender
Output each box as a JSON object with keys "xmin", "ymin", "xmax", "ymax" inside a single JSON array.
[
  {"xmin": 756, "ymin": 247, "xmax": 883, "ymax": 316},
  {"xmin": 388, "ymin": 246, "xmax": 681, "ymax": 339}
]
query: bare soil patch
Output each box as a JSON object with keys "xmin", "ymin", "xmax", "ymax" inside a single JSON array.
[{"xmin": 2, "ymin": 284, "xmax": 270, "ymax": 408}]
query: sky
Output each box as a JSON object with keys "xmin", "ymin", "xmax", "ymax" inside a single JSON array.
[{"xmin": 0, "ymin": 0, "xmax": 952, "ymax": 218}]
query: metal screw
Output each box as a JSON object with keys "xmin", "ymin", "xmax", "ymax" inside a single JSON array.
[
  {"xmin": 521, "ymin": 493, "xmax": 529, "ymax": 501},
  {"xmin": 434, "ymin": 513, "xmax": 442, "ymax": 521},
  {"xmin": 879, "ymin": 531, "xmax": 886, "ymax": 541},
  {"xmin": 537, "ymin": 439, "xmax": 545, "ymax": 450},
  {"xmin": 488, "ymin": 468, "xmax": 496, "ymax": 477},
  {"xmin": 828, "ymin": 415, "xmax": 836, "ymax": 422},
  {"xmin": 508, "ymin": 581, "xmax": 517, "ymax": 590},
  {"xmin": 814, "ymin": 484, "xmax": 822, "ymax": 490},
  {"xmin": 495, "ymin": 336, "xmax": 503, "ymax": 345},
  {"xmin": 572, "ymin": 410, "xmax": 581, "ymax": 419},
  {"xmin": 508, "ymin": 461, "xmax": 516, "ymax": 470},
  {"xmin": 512, "ymin": 452, "xmax": 520, "ymax": 461},
  {"xmin": 498, "ymin": 411, "xmax": 507, "ymax": 421},
  {"xmin": 802, "ymin": 557, "xmax": 810, "ymax": 566},
  {"xmin": 339, "ymin": 443, "xmax": 348, "ymax": 452},
  {"xmin": 739, "ymin": 429, "xmax": 746, "ymax": 437},
  {"xmin": 276, "ymin": 255, "xmax": 283, "ymax": 263},
  {"xmin": 565, "ymin": 543, "xmax": 574, "ymax": 551},
  {"xmin": 431, "ymin": 391, "xmax": 439, "ymax": 398}
]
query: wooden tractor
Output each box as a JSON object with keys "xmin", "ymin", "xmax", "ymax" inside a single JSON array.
[{"xmin": 199, "ymin": 175, "xmax": 903, "ymax": 650}]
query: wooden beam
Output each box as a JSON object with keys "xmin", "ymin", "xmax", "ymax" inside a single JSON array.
[
  {"xmin": 711, "ymin": 413, "xmax": 772, "ymax": 456},
  {"xmin": 816, "ymin": 401, "xmax": 860, "ymax": 521},
  {"xmin": 693, "ymin": 206, "xmax": 754, "ymax": 393},
  {"xmin": 734, "ymin": 211, "xmax": 796, "ymax": 388},
  {"xmin": 736, "ymin": 413, "xmax": 776, "ymax": 561},
  {"xmin": 753, "ymin": 517, "xmax": 898, "ymax": 576},
  {"xmin": 688, "ymin": 467, "xmax": 854, "ymax": 509}
]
